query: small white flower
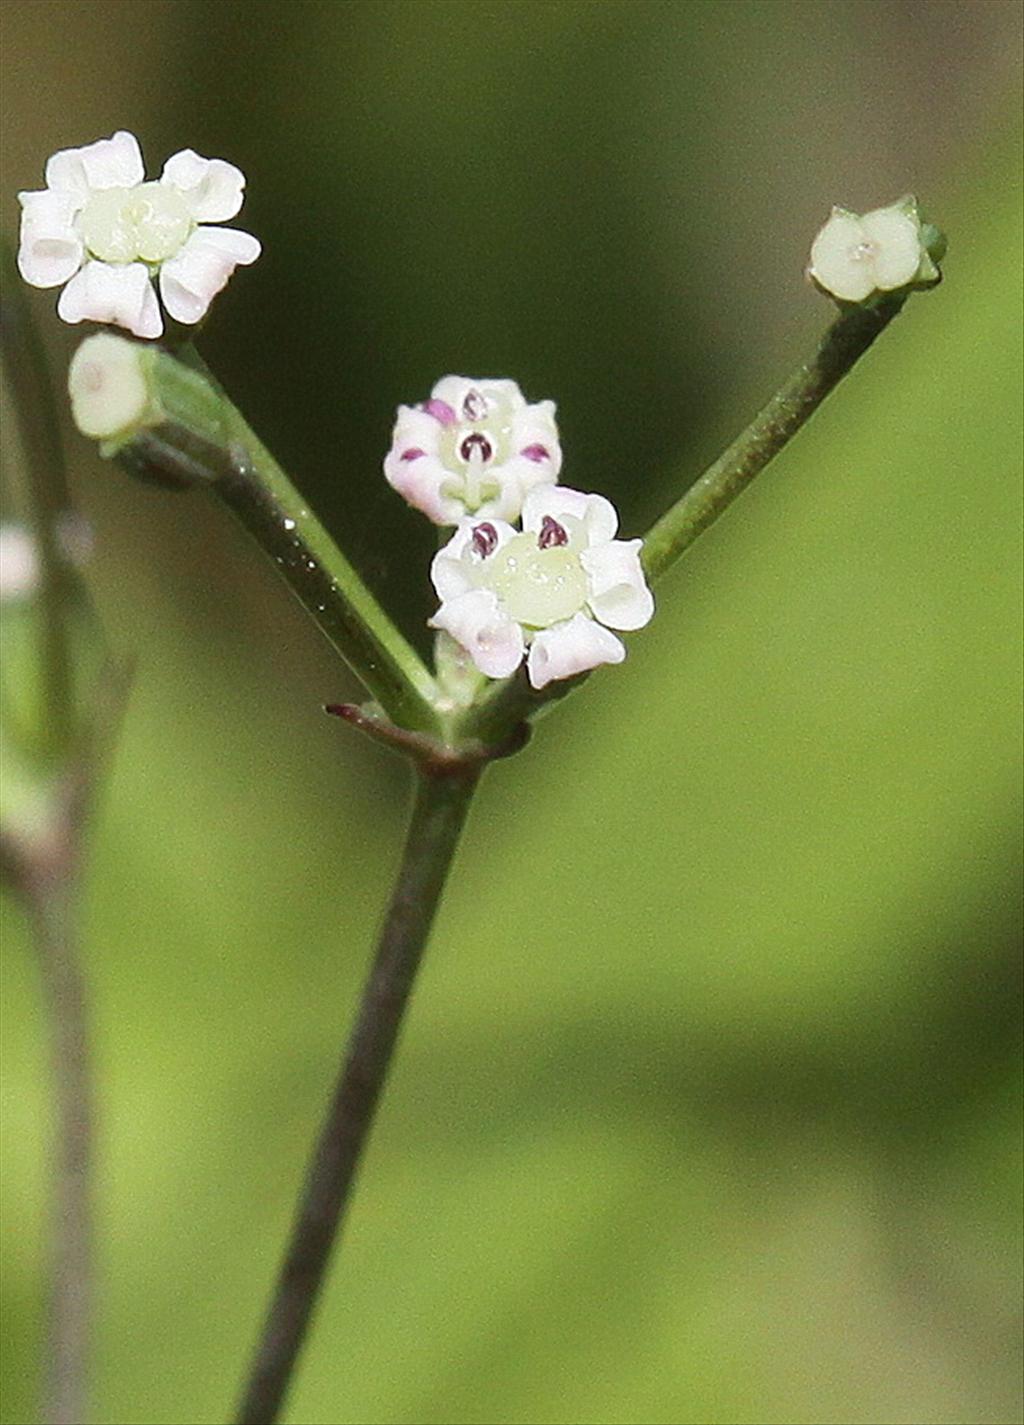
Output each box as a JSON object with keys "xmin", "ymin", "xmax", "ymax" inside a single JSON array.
[
  {"xmin": 429, "ymin": 486, "xmax": 654, "ymax": 690},
  {"xmin": 384, "ymin": 376, "xmax": 561, "ymax": 525},
  {"xmin": 807, "ymin": 197, "xmax": 936, "ymax": 303},
  {"xmin": 17, "ymin": 130, "xmax": 260, "ymax": 338}
]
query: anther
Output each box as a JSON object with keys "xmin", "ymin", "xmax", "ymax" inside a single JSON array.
[
  {"xmin": 459, "ymin": 431, "xmax": 493, "ymax": 462},
  {"xmin": 471, "ymin": 522, "xmax": 499, "ymax": 557},
  {"xmin": 462, "ymin": 388, "xmax": 488, "ymax": 421},
  {"xmin": 537, "ymin": 515, "xmax": 568, "ymax": 549}
]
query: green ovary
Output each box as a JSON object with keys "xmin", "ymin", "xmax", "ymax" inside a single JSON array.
[
  {"xmin": 488, "ymin": 534, "xmax": 587, "ymax": 628},
  {"xmin": 79, "ymin": 183, "xmax": 192, "ymax": 264}
]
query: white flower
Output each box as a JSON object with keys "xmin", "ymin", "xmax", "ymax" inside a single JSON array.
[
  {"xmin": 384, "ymin": 376, "xmax": 561, "ymax": 525},
  {"xmin": 429, "ymin": 486, "xmax": 654, "ymax": 690},
  {"xmin": 807, "ymin": 197, "xmax": 936, "ymax": 303},
  {"xmin": 17, "ymin": 130, "xmax": 260, "ymax": 338}
]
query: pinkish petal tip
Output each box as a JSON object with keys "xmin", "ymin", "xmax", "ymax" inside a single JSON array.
[{"xmin": 422, "ymin": 398, "xmax": 456, "ymax": 425}]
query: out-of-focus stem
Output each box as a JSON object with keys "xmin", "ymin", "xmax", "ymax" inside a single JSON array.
[{"xmin": 0, "ymin": 243, "xmax": 76, "ymax": 756}]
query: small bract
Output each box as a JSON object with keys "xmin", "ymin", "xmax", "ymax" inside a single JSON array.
[
  {"xmin": 808, "ymin": 196, "xmax": 939, "ymax": 304},
  {"xmin": 17, "ymin": 130, "xmax": 260, "ymax": 338},
  {"xmin": 429, "ymin": 485, "xmax": 654, "ymax": 690},
  {"xmin": 384, "ymin": 376, "xmax": 561, "ymax": 525}
]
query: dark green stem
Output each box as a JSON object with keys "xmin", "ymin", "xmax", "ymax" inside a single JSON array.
[
  {"xmin": 640, "ymin": 296, "xmax": 905, "ymax": 580},
  {"xmin": 235, "ymin": 765, "xmax": 480, "ymax": 1425},
  {"xmin": 115, "ymin": 350, "xmax": 441, "ymax": 735},
  {"xmin": 465, "ymin": 296, "xmax": 907, "ymax": 744}
]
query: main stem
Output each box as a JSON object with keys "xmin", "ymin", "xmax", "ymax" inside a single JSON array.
[
  {"xmin": 28, "ymin": 874, "xmax": 92, "ymax": 1425},
  {"xmin": 235, "ymin": 766, "xmax": 480, "ymax": 1425}
]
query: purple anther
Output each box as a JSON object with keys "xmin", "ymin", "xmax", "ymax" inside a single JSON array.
[
  {"xmin": 537, "ymin": 515, "xmax": 568, "ymax": 549},
  {"xmin": 520, "ymin": 443, "xmax": 550, "ymax": 463},
  {"xmin": 471, "ymin": 522, "xmax": 499, "ymax": 558},
  {"xmin": 459, "ymin": 431, "xmax": 493, "ymax": 462},
  {"xmin": 422, "ymin": 398, "xmax": 456, "ymax": 425},
  {"xmin": 400, "ymin": 447, "xmax": 425, "ymax": 461},
  {"xmin": 462, "ymin": 388, "xmax": 488, "ymax": 421}
]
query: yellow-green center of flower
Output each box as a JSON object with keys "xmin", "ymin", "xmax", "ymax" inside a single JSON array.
[
  {"xmin": 79, "ymin": 182, "xmax": 192, "ymax": 264},
  {"xmin": 488, "ymin": 531, "xmax": 587, "ymax": 627}
]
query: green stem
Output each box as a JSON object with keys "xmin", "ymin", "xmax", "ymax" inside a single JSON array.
[
  {"xmin": 235, "ymin": 764, "xmax": 480, "ymax": 1425},
  {"xmin": 119, "ymin": 350, "xmax": 441, "ymax": 735},
  {"xmin": 464, "ymin": 296, "xmax": 907, "ymax": 743},
  {"xmin": 641, "ymin": 296, "xmax": 905, "ymax": 581}
]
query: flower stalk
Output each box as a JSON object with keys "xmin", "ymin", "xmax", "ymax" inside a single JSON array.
[
  {"xmin": 235, "ymin": 763, "xmax": 481, "ymax": 1425},
  {"xmin": 72, "ymin": 338, "xmax": 442, "ymax": 736}
]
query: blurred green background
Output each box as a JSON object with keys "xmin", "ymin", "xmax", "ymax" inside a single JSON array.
[{"xmin": 2, "ymin": 2, "xmax": 1022, "ymax": 1422}]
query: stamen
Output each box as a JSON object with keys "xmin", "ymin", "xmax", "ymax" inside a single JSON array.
[
  {"xmin": 537, "ymin": 515, "xmax": 568, "ymax": 549},
  {"xmin": 462, "ymin": 388, "xmax": 488, "ymax": 421},
  {"xmin": 400, "ymin": 447, "xmax": 425, "ymax": 461},
  {"xmin": 471, "ymin": 522, "xmax": 499, "ymax": 557},
  {"xmin": 459, "ymin": 432, "xmax": 493, "ymax": 462},
  {"xmin": 520, "ymin": 444, "xmax": 549, "ymax": 463}
]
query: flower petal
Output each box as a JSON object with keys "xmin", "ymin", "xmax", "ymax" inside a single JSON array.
[
  {"xmin": 526, "ymin": 613, "xmax": 624, "ymax": 689},
  {"xmin": 807, "ymin": 208, "xmax": 875, "ymax": 303},
  {"xmin": 428, "ymin": 589, "xmax": 525, "ymax": 680},
  {"xmin": 521, "ymin": 485, "xmax": 619, "ymax": 544},
  {"xmin": 387, "ymin": 405, "xmax": 444, "ymax": 457},
  {"xmin": 580, "ymin": 538, "xmax": 654, "ymax": 631},
  {"xmin": 160, "ymin": 149, "xmax": 246, "ymax": 222},
  {"xmin": 46, "ymin": 130, "xmax": 144, "ymax": 200},
  {"xmin": 384, "ymin": 450, "xmax": 458, "ymax": 524},
  {"xmin": 158, "ymin": 226, "xmax": 261, "ymax": 324},
  {"xmin": 430, "ymin": 519, "xmax": 518, "ymax": 600},
  {"xmin": 57, "ymin": 261, "xmax": 162, "ymax": 339},
  {"xmin": 859, "ymin": 207, "xmax": 923, "ymax": 291},
  {"xmin": 17, "ymin": 189, "xmax": 84, "ymax": 286}
]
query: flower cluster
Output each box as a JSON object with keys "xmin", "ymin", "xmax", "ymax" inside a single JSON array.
[
  {"xmin": 17, "ymin": 130, "xmax": 260, "ymax": 339},
  {"xmin": 386, "ymin": 375, "xmax": 654, "ymax": 690},
  {"xmin": 384, "ymin": 376, "xmax": 561, "ymax": 525}
]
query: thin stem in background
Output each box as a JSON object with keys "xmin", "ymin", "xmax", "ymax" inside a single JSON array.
[
  {"xmin": 0, "ymin": 241, "xmax": 76, "ymax": 757},
  {"xmin": 235, "ymin": 765, "xmax": 480, "ymax": 1425},
  {"xmin": 27, "ymin": 874, "xmax": 92, "ymax": 1425}
]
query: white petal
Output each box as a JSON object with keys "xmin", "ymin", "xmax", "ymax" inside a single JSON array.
[
  {"xmin": 384, "ymin": 450, "xmax": 459, "ymax": 524},
  {"xmin": 430, "ymin": 519, "xmax": 518, "ymax": 599},
  {"xmin": 387, "ymin": 404, "xmax": 444, "ymax": 457},
  {"xmin": 526, "ymin": 613, "xmax": 624, "ymax": 689},
  {"xmin": 158, "ymin": 226, "xmax": 260, "ymax": 324},
  {"xmin": 57, "ymin": 261, "xmax": 162, "ymax": 339},
  {"xmin": 859, "ymin": 207, "xmax": 923, "ymax": 290},
  {"xmin": 17, "ymin": 189, "xmax": 84, "ymax": 286},
  {"xmin": 430, "ymin": 375, "xmax": 526, "ymax": 421},
  {"xmin": 428, "ymin": 589, "xmax": 525, "ymax": 680},
  {"xmin": 580, "ymin": 539, "xmax": 654, "ymax": 631},
  {"xmin": 521, "ymin": 485, "xmax": 619, "ymax": 544},
  {"xmin": 160, "ymin": 149, "xmax": 246, "ymax": 222},
  {"xmin": 508, "ymin": 398, "xmax": 563, "ymax": 478},
  {"xmin": 807, "ymin": 208, "xmax": 875, "ymax": 302},
  {"xmin": 46, "ymin": 130, "xmax": 144, "ymax": 199}
]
